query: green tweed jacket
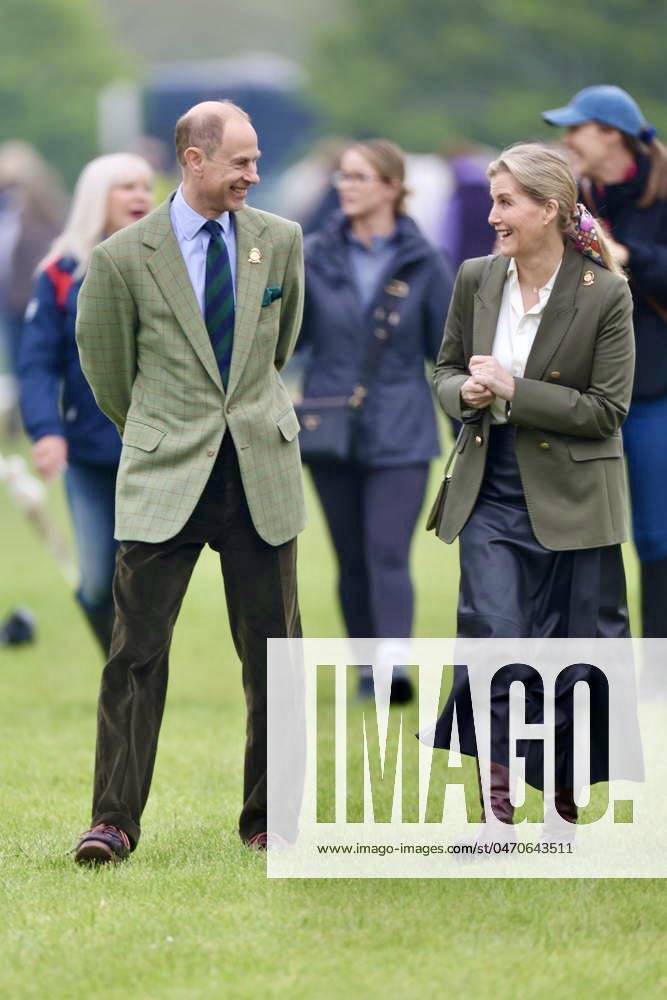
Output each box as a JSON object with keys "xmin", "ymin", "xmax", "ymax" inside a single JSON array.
[
  {"xmin": 76, "ymin": 198, "xmax": 306, "ymax": 545},
  {"xmin": 432, "ymin": 242, "xmax": 635, "ymax": 551}
]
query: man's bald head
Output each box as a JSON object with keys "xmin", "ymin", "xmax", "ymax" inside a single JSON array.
[{"xmin": 174, "ymin": 100, "xmax": 251, "ymax": 167}]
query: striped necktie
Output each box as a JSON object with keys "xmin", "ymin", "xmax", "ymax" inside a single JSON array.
[{"xmin": 202, "ymin": 219, "xmax": 235, "ymax": 389}]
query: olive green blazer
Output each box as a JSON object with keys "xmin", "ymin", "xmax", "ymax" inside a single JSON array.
[
  {"xmin": 76, "ymin": 199, "xmax": 306, "ymax": 545},
  {"xmin": 432, "ymin": 242, "xmax": 635, "ymax": 550}
]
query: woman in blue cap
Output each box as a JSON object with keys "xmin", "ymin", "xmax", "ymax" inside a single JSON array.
[{"xmin": 543, "ymin": 86, "xmax": 667, "ymax": 653}]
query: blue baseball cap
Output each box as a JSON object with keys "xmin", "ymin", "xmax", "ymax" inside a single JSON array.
[{"xmin": 542, "ymin": 85, "xmax": 646, "ymax": 138}]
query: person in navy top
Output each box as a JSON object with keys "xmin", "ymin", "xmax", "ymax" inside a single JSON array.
[
  {"xmin": 299, "ymin": 138, "xmax": 453, "ymax": 701},
  {"xmin": 18, "ymin": 153, "xmax": 153, "ymax": 654},
  {"xmin": 543, "ymin": 87, "xmax": 667, "ymax": 663}
]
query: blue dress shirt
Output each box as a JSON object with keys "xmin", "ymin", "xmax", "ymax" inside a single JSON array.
[{"xmin": 169, "ymin": 185, "xmax": 237, "ymax": 314}]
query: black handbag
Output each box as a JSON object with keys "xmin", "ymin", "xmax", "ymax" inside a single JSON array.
[
  {"xmin": 294, "ymin": 390, "xmax": 365, "ymax": 463},
  {"xmin": 425, "ymin": 424, "xmax": 466, "ymax": 532},
  {"xmin": 296, "ymin": 267, "xmax": 413, "ymax": 463}
]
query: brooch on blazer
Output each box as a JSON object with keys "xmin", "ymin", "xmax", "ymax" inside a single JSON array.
[
  {"xmin": 262, "ymin": 286, "xmax": 282, "ymax": 307},
  {"xmin": 248, "ymin": 247, "xmax": 263, "ymax": 264},
  {"xmin": 583, "ymin": 270, "xmax": 595, "ymax": 286},
  {"xmin": 384, "ymin": 279, "xmax": 409, "ymax": 297}
]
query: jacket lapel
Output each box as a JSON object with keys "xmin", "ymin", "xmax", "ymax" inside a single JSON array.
[
  {"xmin": 523, "ymin": 242, "xmax": 581, "ymax": 380},
  {"xmin": 144, "ymin": 200, "xmax": 223, "ymax": 392},
  {"xmin": 226, "ymin": 209, "xmax": 270, "ymax": 395},
  {"xmin": 473, "ymin": 255, "xmax": 508, "ymax": 356}
]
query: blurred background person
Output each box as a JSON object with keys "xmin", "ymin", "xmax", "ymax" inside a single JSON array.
[
  {"xmin": 0, "ymin": 141, "xmax": 66, "ymax": 431},
  {"xmin": 437, "ymin": 141, "xmax": 497, "ymax": 270},
  {"xmin": 17, "ymin": 153, "xmax": 154, "ymax": 655},
  {"xmin": 276, "ymin": 136, "xmax": 350, "ymax": 235},
  {"xmin": 298, "ymin": 138, "xmax": 453, "ymax": 702},
  {"xmin": 543, "ymin": 87, "xmax": 667, "ymax": 647},
  {"xmin": 402, "ymin": 151, "xmax": 454, "ymax": 247}
]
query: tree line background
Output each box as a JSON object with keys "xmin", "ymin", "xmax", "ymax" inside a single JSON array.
[{"xmin": 2, "ymin": 0, "xmax": 666, "ymax": 185}]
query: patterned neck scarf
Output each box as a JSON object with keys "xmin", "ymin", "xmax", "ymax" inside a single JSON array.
[{"xmin": 568, "ymin": 203, "xmax": 608, "ymax": 268}]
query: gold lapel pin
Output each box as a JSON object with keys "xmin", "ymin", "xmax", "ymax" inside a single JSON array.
[
  {"xmin": 385, "ymin": 279, "xmax": 409, "ymax": 298},
  {"xmin": 248, "ymin": 247, "xmax": 262, "ymax": 264},
  {"xmin": 583, "ymin": 270, "xmax": 595, "ymax": 286}
]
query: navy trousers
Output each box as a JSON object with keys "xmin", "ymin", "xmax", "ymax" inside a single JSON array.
[{"xmin": 308, "ymin": 461, "xmax": 429, "ymax": 637}]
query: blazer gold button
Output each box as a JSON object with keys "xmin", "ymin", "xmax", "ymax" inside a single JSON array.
[
  {"xmin": 550, "ymin": 371, "xmax": 561, "ymax": 379},
  {"xmin": 539, "ymin": 441, "xmax": 550, "ymax": 450},
  {"xmin": 474, "ymin": 435, "xmax": 483, "ymax": 447},
  {"xmin": 207, "ymin": 448, "xmax": 215, "ymax": 457}
]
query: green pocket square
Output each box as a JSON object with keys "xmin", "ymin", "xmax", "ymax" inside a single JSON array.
[{"xmin": 262, "ymin": 286, "xmax": 283, "ymax": 307}]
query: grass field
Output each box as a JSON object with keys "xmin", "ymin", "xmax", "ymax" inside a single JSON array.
[{"xmin": 0, "ymin": 428, "xmax": 664, "ymax": 999}]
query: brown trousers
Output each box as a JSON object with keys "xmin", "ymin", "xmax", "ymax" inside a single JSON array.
[{"xmin": 90, "ymin": 434, "xmax": 301, "ymax": 847}]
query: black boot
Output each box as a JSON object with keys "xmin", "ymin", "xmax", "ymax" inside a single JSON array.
[
  {"xmin": 0, "ymin": 607, "xmax": 36, "ymax": 646},
  {"xmin": 80, "ymin": 603, "xmax": 115, "ymax": 657}
]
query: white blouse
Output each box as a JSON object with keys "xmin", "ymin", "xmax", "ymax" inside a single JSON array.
[{"xmin": 489, "ymin": 256, "xmax": 562, "ymax": 423}]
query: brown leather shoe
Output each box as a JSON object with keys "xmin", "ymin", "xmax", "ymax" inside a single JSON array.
[
  {"xmin": 75, "ymin": 824, "xmax": 131, "ymax": 864},
  {"xmin": 541, "ymin": 787, "xmax": 578, "ymax": 845},
  {"xmin": 456, "ymin": 760, "xmax": 516, "ymax": 853}
]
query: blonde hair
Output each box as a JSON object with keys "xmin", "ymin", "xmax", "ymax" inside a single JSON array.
[
  {"xmin": 41, "ymin": 153, "xmax": 153, "ymax": 279},
  {"xmin": 346, "ymin": 138, "xmax": 411, "ymax": 214},
  {"xmin": 487, "ymin": 142, "xmax": 623, "ymax": 275}
]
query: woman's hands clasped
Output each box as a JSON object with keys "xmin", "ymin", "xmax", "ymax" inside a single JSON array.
[
  {"xmin": 460, "ymin": 375, "xmax": 495, "ymax": 409},
  {"xmin": 466, "ymin": 355, "xmax": 515, "ymax": 403}
]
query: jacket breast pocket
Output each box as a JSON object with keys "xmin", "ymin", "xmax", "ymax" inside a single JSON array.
[
  {"xmin": 567, "ymin": 435, "xmax": 624, "ymax": 461},
  {"xmin": 122, "ymin": 419, "xmax": 166, "ymax": 452}
]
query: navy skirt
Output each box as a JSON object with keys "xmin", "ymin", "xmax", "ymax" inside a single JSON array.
[{"xmin": 432, "ymin": 423, "xmax": 630, "ymax": 788}]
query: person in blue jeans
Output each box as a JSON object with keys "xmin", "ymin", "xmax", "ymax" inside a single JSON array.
[
  {"xmin": 18, "ymin": 153, "xmax": 153, "ymax": 654},
  {"xmin": 299, "ymin": 139, "xmax": 453, "ymax": 701},
  {"xmin": 542, "ymin": 87, "xmax": 667, "ymax": 657}
]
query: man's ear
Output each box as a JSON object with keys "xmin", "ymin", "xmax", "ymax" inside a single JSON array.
[{"xmin": 183, "ymin": 147, "xmax": 204, "ymax": 175}]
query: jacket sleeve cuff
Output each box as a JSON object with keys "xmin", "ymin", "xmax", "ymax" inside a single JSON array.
[
  {"xmin": 28, "ymin": 420, "xmax": 66, "ymax": 443},
  {"xmin": 437, "ymin": 374, "xmax": 467, "ymax": 420}
]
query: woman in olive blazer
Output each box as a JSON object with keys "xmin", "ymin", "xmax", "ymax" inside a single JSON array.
[
  {"xmin": 428, "ymin": 143, "xmax": 635, "ymax": 845},
  {"xmin": 434, "ymin": 239, "xmax": 634, "ymax": 552}
]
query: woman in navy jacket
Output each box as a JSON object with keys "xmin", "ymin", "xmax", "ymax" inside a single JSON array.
[
  {"xmin": 543, "ymin": 87, "xmax": 667, "ymax": 655},
  {"xmin": 18, "ymin": 153, "xmax": 153, "ymax": 654},
  {"xmin": 299, "ymin": 139, "xmax": 453, "ymax": 700}
]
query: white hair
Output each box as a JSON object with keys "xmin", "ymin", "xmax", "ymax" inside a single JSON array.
[{"xmin": 41, "ymin": 153, "xmax": 153, "ymax": 279}]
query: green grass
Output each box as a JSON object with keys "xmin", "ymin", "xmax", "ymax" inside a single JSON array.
[{"xmin": 0, "ymin": 430, "xmax": 664, "ymax": 999}]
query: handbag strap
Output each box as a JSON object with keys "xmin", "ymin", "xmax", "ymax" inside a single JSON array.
[
  {"xmin": 443, "ymin": 423, "xmax": 466, "ymax": 479},
  {"xmin": 349, "ymin": 263, "xmax": 416, "ymax": 408}
]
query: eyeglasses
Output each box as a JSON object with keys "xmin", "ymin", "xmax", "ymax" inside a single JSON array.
[{"xmin": 332, "ymin": 170, "xmax": 386, "ymax": 187}]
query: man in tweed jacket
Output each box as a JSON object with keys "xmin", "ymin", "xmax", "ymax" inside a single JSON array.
[{"xmin": 74, "ymin": 100, "xmax": 305, "ymax": 862}]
